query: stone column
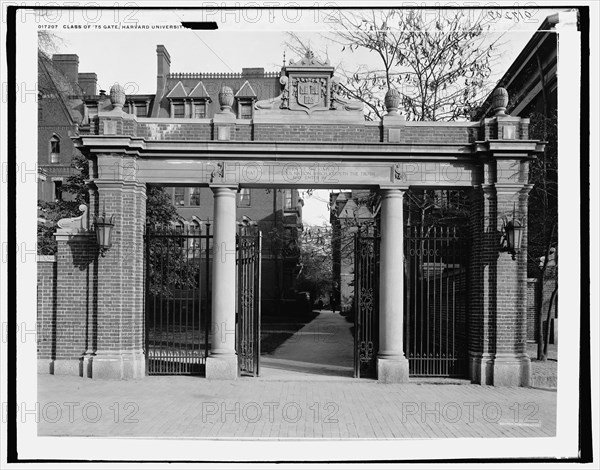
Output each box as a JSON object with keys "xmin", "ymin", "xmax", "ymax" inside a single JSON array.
[
  {"xmin": 206, "ymin": 185, "xmax": 238, "ymax": 379},
  {"xmin": 377, "ymin": 188, "xmax": 409, "ymax": 383}
]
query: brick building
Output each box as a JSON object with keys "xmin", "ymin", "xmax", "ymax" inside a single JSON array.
[{"xmin": 37, "ymin": 47, "xmax": 303, "ymax": 316}]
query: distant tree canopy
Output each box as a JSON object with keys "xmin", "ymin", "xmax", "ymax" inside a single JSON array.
[{"xmin": 296, "ymin": 225, "xmax": 334, "ymax": 300}]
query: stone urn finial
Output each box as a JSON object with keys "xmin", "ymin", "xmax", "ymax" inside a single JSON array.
[
  {"xmin": 109, "ymin": 84, "xmax": 126, "ymax": 110},
  {"xmin": 384, "ymin": 88, "xmax": 401, "ymax": 115},
  {"xmin": 492, "ymin": 87, "xmax": 509, "ymax": 116},
  {"xmin": 218, "ymin": 86, "xmax": 234, "ymax": 113}
]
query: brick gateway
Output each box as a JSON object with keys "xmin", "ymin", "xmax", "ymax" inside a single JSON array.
[{"xmin": 39, "ymin": 53, "xmax": 544, "ymax": 386}]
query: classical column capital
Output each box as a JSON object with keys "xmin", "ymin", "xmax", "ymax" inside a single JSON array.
[
  {"xmin": 379, "ymin": 186, "xmax": 408, "ymax": 197},
  {"xmin": 209, "ymin": 184, "xmax": 239, "ymax": 195}
]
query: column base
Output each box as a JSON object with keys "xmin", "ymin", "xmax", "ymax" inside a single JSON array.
[
  {"xmin": 45, "ymin": 359, "xmax": 81, "ymax": 376},
  {"xmin": 89, "ymin": 351, "xmax": 145, "ymax": 380},
  {"xmin": 469, "ymin": 352, "xmax": 531, "ymax": 387},
  {"xmin": 206, "ymin": 355, "xmax": 238, "ymax": 380},
  {"xmin": 377, "ymin": 356, "xmax": 409, "ymax": 383}
]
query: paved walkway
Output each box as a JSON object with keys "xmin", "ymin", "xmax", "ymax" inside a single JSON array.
[
  {"xmin": 36, "ymin": 312, "xmax": 557, "ymax": 438},
  {"xmin": 37, "ymin": 377, "xmax": 556, "ymax": 438},
  {"xmin": 260, "ymin": 309, "xmax": 354, "ymax": 380}
]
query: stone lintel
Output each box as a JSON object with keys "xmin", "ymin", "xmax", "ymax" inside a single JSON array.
[{"xmin": 54, "ymin": 231, "xmax": 94, "ymax": 243}]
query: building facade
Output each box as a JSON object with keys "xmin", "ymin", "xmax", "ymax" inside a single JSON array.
[{"xmin": 38, "ymin": 47, "xmax": 303, "ymax": 316}]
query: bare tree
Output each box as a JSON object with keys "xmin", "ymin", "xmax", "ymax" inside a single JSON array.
[{"xmin": 287, "ymin": 9, "xmax": 506, "ymax": 121}]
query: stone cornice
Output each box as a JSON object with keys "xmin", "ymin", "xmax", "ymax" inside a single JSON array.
[
  {"xmin": 475, "ymin": 140, "xmax": 546, "ymax": 156},
  {"xmin": 74, "ymin": 135, "xmax": 480, "ymax": 161}
]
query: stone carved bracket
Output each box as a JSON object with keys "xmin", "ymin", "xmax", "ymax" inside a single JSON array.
[
  {"xmin": 393, "ymin": 163, "xmax": 408, "ymax": 182},
  {"xmin": 56, "ymin": 204, "xmax": 89, "ymax": 234},
  {"xmin": 210, "ymin": 162, "xmax": 225, "ymax": 183}
]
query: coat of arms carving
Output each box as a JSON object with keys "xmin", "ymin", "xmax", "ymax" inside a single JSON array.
[{"xmin": 291, "ymin": 77, "xmax": 327, "ymax": 112}]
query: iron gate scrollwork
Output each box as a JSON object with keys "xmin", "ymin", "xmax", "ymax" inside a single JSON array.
[
  {"xmin": 144, "ymin": 223, "xmax": 211, "ymax": 375},
  {"xmin": 354, "ymin": 226, "xmax": 380, "ymax": 378},
  {"xmin": 237, "ymin": 230, "xmax": 262, "ymax": 376},
  {"xmin": 404, "ymin": 225, "xmax": 468, "ymax": 377}
]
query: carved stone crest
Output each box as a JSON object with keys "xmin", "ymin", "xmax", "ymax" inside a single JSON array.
[{"xmin": 291, "ymin": 77, "xmax": 327, "ymax": 112}]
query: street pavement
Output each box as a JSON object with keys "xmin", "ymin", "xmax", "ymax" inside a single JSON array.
[{"xmin": 37, "ymin": 310, "xmax": 557, "ymax": 438}]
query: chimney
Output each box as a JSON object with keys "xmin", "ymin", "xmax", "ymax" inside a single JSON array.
[
  {"xmin": 242, "ymin": 67, "xmax": 265, "ymax": 76},
  {"xmin": 152, "ymin": 45, "xmax": 171, "ymax": 117},
  {"xmin": 78, "ymin": 72, "xmax": 97, "ymax": 95},
  {"xmin": 52, "ymin": 54, "xmax": 79, "ymax": 85}
]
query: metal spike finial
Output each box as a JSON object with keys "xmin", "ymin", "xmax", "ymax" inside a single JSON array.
[{"xmin": 283, "ymin": 51, "xmax": 286, "ymax": 67}]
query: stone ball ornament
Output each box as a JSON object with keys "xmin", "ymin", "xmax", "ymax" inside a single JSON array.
[
  {"xmin": 218, "ymin": 86, "xmax": 235, "ymax": 112},
  {"xmin": 492, "ymin": 87, "xmax": 509, "ymax": 116},
  {"xmin": 384, "ymin": 88, "xmax": 402, "ymax": 115},
  {"xmin": 109, "ymin": 83, "xmax": 126, "ymax": 110}
]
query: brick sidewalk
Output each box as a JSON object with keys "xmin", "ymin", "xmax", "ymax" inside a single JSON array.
[{"xmin": 37, "ymin": 374, "xmax": 556, "ymax": 438}]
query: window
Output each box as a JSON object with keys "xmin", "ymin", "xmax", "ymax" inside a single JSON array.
[
  {"xmin": 239, "ymin": 102, "xmax": 252, "ymax": 120},
  {"xmin": 283, "ymin": 189, "xmax": 293, "ymax": 210},
  {"xmin": 86, "ymin": 104, "xmax": 98, "ymax": 123},
  {"xmin": 49, "ymin": 135, "xmax": 60, "ymax": 163},
  {"xmin": 238, "ymin": 188, "xmax": 251, "ymax": 207},
  {"xmin": 53, "ymin": 180, "xmax": 62, "ymax": 201},
  {"xmin": 189, "ymin": 188, "xmax": 201, "ymax": 206},
  {"xmin": 193, "ymin": 102, "xmax": 206, "ymax": 119},
  {"xmin": 134, "ymin": 104, "xmax": 146, "ymax": 117},
  {"xmin": 173, "ymin": 102, "xmax": 185, "ymax": 118},
  {"xmin": 174, "ymin": 187, "xmax": 185, "ymax": 206}
]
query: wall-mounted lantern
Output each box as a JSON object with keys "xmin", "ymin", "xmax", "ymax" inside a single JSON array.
[
  {"xmin": 501, "ymin": 204, "xmax": 525, "ymax": 260},
  {"xmin": 95, "ymin": 210, "xmax": 115, "ymax": 257}
]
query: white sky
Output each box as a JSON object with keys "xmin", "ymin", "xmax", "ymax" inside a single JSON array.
[{"xmin": 41, "ymin": 6, "xmax": 561, "ymax": 226}]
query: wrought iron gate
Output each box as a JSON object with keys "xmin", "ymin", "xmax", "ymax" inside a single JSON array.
[
  {"xmin": 144, "ymin": 224, "xmax": 211, "ymax": 375},
  {"xmin": 354, "ymin": 226, "xmax": 380, "ymax": 378},
  {"xmin": 404, "ymin": 225, "xmax": 468, "ymax": 377},
  {"xmin": 237, "ymin": 230, "xmax": 262, "ymax": 376}
]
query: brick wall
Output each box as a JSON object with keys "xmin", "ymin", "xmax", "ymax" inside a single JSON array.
[
  {"xmin": 254, "ymin": 124, "xmax": 377, "ymax": 142},
  {"xmin": 527, "ymin": 278, "xmax": 538, "ymax": 341},
  {"xmin": 54, "ymin": 234, "xmax": 96, "ymax": 361},
  {"xmin": 384, "ymin": 125, "xmax": 477, "ymax": 144},
  {"xmin": 136, "ymin": 122, "xmax": 211, "ymax": 140},
  {"xmin": 37, "ymin": 256, "xmax": 57, "ymax": 361},
  {"xmin": 97, "ymin": 112, "xmax": 493, "ymax": 146},
  {"xmin": 468, "ymin": 182, "xmax": 530, "ymax": 368}
]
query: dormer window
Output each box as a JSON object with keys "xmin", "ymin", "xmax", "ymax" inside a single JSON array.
[
  {"xmin": 189, "ymin": 81, "xmax": 211, "ymax": 119},
  {"xmin": 239, "ymin": 102, "xmax": 253, "ymax": 120},
  {"xmin": 134, "ymin": 103, "xmax": 147, "ymax": 117},
  {"xmin": 172, "ymin": 102, "xmax": 185, "ymax": 118},
  {"xmin": 167, "ymin": 81, "xmax": 188, "ymax": 118},
  {"xmin": 235, "ymin": 80, "xmax": 257, "ymax": 120},
  {"xmin": 193, "ymin": 102, "xmax": 206, "ymax": 119},
  {"xmin": 49, "ymin": 134, "xmax": 60, "ymax": 163}
]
